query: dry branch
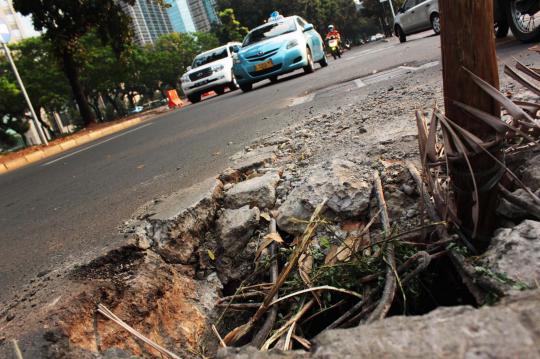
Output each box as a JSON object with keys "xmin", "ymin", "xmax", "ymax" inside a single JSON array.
[
  {"xmin": 223, "ymin": 200, "xmax": 327, "ymax": 345},
  {"xmin": 366, "ymin": 171, "xmax": 397, "ymax": 323}
]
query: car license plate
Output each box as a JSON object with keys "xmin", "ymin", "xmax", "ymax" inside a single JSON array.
[{"xmin": 255, "ymin": 59, "xmax": 273, "ymax": 72}]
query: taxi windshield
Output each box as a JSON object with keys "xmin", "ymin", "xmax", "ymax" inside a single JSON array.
[{"xmin": 243, "ymin": 19, "xmax": 297, "ymax": 46}]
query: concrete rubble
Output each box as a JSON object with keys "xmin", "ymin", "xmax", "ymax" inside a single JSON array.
[
  {"xmin": 277, "ymin": 159, "xmax": 372, "ymax": 235},
  {"xmin": 217, "ymin": 205, "xmax": 260, "ymax": 257},
  {"xmin": 225, "ymin": 171, "xmax": 281, "ymax": 209},
  {"xmin": 480, "ymin": 220, "xmax": 540, "ymax": 292},
  {"xmin": 3, "ymin": 57, "xmax": 540, "ymax": 359}
]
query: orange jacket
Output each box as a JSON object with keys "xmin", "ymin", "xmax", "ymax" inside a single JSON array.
[{"xmin": 326, "ymin": 30, "xmax": 341, "ymax": 40}]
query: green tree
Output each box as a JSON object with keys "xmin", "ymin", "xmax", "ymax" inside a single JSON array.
[
  {"xmin": 8, "ymin": 37, "xmax": 72, "ymax": 133},
  {"xmin": 215, "ymin": 0, "xmax": 366, "ymax": 41},
  {"xmin": 0, "ymin": 76, "xmax": 30, "ymax": 145},
  {"xmin": 13, "ymin": 0, "xmax": 150, "ymax": 126},
  {"xmin": 212, "ymin": 8, "xmax": 249, "ymax": 44}
]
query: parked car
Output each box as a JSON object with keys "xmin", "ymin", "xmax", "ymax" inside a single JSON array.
[
  {"xmin": 180, "ymin": 42, "xmax": 242, "ymax": 103},
  {"xmin": 394, "ymin": 0, "xmax": 440, "ymax": 43},
  {"xmin": 233, "ymin": 15, "xmax": 327, "ymax": 93}
]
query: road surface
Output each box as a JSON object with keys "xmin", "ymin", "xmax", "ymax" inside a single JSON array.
[{"xmin": 0, "ymin": 32, "xmax": 532, "ymax": 305}]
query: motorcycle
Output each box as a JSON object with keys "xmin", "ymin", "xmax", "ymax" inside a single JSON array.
[
  {"xmin": 326, "ymin": 36, "xmax": 341, "ymax": 59},
  {"xmin": 495, "ymin": 0, "xmax": 540, "ymax": 43}
]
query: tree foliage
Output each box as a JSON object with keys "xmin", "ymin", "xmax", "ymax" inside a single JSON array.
[
  {"xmin": 215, "ymin": 0, "xmax": 381, "ymax": 41},
  {"xmin": 12, "ymin": 0, "xmax": 142, "ymax": 125},
  {"xmin": 0, "ymin": 30, "xmax": 220, "ymax": 148},
  {"xmin": 212, "ymin": 8, "xmax": 249, "ymax": 44}
]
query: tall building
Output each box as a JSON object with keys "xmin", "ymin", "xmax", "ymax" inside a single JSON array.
[
  {"xmin": 187, "ymin": 0, "xmax": 217, "ymax": 32},
  {"xmin": 0, "ymin": 0, "xmax": 39, "ymax": 43},
  {"xmin": 166, "ymin": 0, "xmax": 196, "ymax": 33},
  {"xmin": 120, "ymin": 0, "xmax": 173, "ymax": 46}
]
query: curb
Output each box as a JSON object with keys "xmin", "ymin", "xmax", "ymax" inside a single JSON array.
[{"xmin": 0, "ymin": 116, "xmax": 145, "ymax": 174}]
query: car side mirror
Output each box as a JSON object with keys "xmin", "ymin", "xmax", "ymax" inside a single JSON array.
[
  {"xmin": 304, "ymin": 24, "xmax": 314, "ymax": 32},
  {"xmin": 187, "ymin": 66, "xmax": 192, "ymax": 71}
]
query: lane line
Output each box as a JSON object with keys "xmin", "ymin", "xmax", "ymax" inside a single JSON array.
[
  {"xmin": 354, "ymin": 79, "xmax": 366, "ymax": 88},
  {"xmin": 42, "ymin": 123, "xmax": 154, "ymax": 166}
]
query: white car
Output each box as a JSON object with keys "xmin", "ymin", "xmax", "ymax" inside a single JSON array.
[
  {"xmin": 394, "ymin": 0, "xmax": 440, "ymax": 43},
  {"xmin": 181, "ymin": 42, "xmax": 242, "ymax": 103}
]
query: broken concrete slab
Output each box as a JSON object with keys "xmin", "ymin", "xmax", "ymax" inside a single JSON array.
[
  {"xmin": 217, "ymin": 206, "xmax": 260, "ymax": 257},
  {"xmin": 142, "ymin": 177, "xmax": 223, "ymax": 264},
  {"xmin": 497, "ymin": 188, "xmax": 540, "ymax": 220},
  {"xmin": 522, "ymin": 153, "xmax": 540, "ymax": 191},
  {"xmin": 481, "ymin": 220, "xmax": 540, "ymax": 291},
  {"xmin": 225, "ymin": 172, "xmax": 281, "ymax": 209},
  {"xmin": 219, "ymin": 290, "xmax": 540, "ymax": 359},
  {"xmin": 230, "ymin": 146, "xmax": 278, "ymax": 173},
  {"xmin": 277, "ymin": 159, "xmax": 371, "ymax": 235}
]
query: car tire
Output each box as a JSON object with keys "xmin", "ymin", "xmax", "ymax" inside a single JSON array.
[
  {"xmin": 303, "ymin": 48, "xmax": 315, "ymax": 74},
  {"xmin": 240, "ymin": 83, "xmax": 253, "ymax": 93},
  {"xmin": 319, "ymin": 54, "xmax": 328, "ymax": 67},
  {"xmin": 506, "ymin": 0, "xmax": 540, "ymax": 43},
  {"xmin": 431, "ymin": 13, "xmax": 441, "ymax": 35},
  {"xmin": 215, "ymin": 87, "xmax": 225, "ymax": 95},
  {"xmin": 396, "ymin": 25, "xmax": 407, "ymax": 43},
  {"xmin": 188, "ymin": 93, "xmax": 201, "ymax": 104},
  {"xmin": 229, "ymin": 73, "xmax": 239, "ymax": 90},
  {"xmin": 270, "ymin": 76, "xmax": 279, "ymax": 83}
]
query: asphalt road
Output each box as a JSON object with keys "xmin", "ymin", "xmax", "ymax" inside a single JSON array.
[{"xmin": 0, "ymin": 32, "xmax": 533, "ymax": 304}]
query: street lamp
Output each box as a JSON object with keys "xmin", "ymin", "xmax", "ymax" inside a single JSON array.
[{"xmin": 0, "ymin": 20, "xmax": 48, "ymax": 145}]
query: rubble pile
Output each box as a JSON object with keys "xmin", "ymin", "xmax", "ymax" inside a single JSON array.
[{"xmin": 2, "ymin": 58, "xmax": 540, "ymax": 359}]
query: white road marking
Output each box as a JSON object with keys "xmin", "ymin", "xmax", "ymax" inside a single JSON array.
[
  {"xmin": 42, "ymin": 123, "xmax": 154, "ymax": 166},
  {"xmin": 344, "ymin": 45, "xmax": 396, "ymax": 61},
  {"xmin": 354, "ymin": 61, "xmax": 440, "ymax": 88},
  {"xmin": 354, "ymin": 79, "xmax": 366, "ymax": 88},
  {"xmin": 289, "ymin": 93, "xmax": 316, "ymax": 107}
]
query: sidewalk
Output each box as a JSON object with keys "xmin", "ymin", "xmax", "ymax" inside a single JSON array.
[{"xmin": 0, "ymin": 107, "xmax": 170, "ymax": 174}]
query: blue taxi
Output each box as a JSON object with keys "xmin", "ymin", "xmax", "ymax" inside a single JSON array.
[{"xmin": 233, "ymin": 14, "xmax": 327, "ymax": 92}]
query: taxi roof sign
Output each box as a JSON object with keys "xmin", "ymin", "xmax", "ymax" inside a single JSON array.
[{"xmin": 268, "ymin": 11, "xmax": 284, "ymax": 22}]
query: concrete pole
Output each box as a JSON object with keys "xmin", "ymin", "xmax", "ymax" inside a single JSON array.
[
  {"xmin": 388, "ymin": 0, "xmax": 396, "ymax": 19},
  {"xmin": 2, "ymin": 42, "xmax": 49, "ymax": 145}
]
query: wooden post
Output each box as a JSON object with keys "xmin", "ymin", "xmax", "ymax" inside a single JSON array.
[{"xmin": 439, "ymin": 0, "xmax": 502, "ymax": 250}]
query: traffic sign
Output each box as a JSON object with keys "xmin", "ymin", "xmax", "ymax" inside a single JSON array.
[{"xmin": 0, "ymin": 20, "xmax": 11, "ymax": 44}]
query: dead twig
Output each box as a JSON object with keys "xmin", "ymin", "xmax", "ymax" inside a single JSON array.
[
  {"xmin": 12, "ymin": 339, "xmax": 24, "ymax": 359},
  {"xmin": 251, "ymin": 219, "xmax": 280, "ymax": 348},
  {"xmin": 97, "ymin": 304, "xmax": 181, "ymax": 359},
  {"xmin": 261, "ymin": 299, "xmax": 315, "ymax": 351},
  {"xmin": 212, "ymin": 324, "xmax": 226, "ymax": 348},
  {"xmin": 366, "ymin": 171, "xmax": 397, "ymax": 323},
  {"xmin": 223, "ymin": 200, "xmax": 327, "ymax": 345}
]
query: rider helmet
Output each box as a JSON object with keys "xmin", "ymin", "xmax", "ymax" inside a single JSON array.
[{"xmin": 328, "ymin": 25, "xmax": 334, "ymax": 31}]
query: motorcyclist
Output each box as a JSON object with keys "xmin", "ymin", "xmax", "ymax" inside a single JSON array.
[{"xmin": 325, "ymin": 25, "xmax": 341, "ymax": 44}]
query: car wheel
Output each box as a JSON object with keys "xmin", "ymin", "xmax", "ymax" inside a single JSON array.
[
  {"xmin": 506, "ymin": 0, "xmax": 540, "ymax": 43},
  {"xmin": 431, "ymin": 13, "xmax": 441, "ymax": 35},
  {"xmin": 319, "ymin": 53, "xmax": 328, "ymax": 67},
  {"xmin": 229, "ymin": 73, "xmax": 239, "ymax": 90},
  {"xmin": 303, "ymin": 48, "xmax": 315, "ymax": 74},
  {"xmin": 240, "ymin": 83, "xmax": 253, "ymax": 93},
  {"xmin": 215, "ymin": 87, "xmax": 225, "ymax": 95},
  {"xmin": 270, "ymin": 76, "xmax": 279, "ymax": 83},
  {"xmin": 188, "ymin": 93, "xmax": 201, "ymax": 104},
  {"xmin": 396, "ymin": 25, "xmax": 407, "ymax": 43}
]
